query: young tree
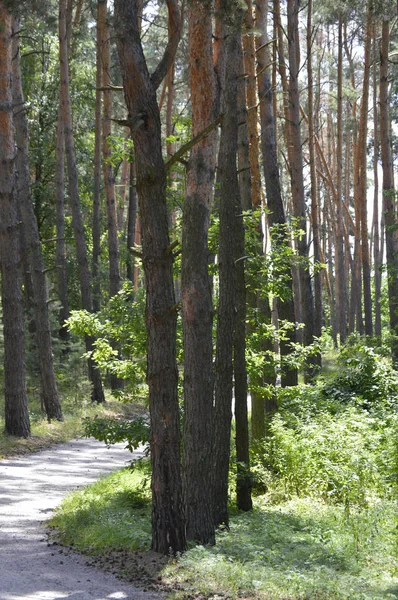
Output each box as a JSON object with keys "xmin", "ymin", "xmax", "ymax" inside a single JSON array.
[
  {"xmin": 0, "ymin": 1, "xmax": 30, "ymax": 437},
  {"xmin": 114, "ymin": 0, "xmax": 186, "ymax": 554}
]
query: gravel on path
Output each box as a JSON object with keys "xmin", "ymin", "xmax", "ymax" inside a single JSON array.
[{"xmin": 0, "ymin": 438, "xmax": 162, "ymax": 600}]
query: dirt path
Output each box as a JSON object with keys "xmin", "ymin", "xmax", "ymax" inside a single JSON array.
[{"xmin": 0, "ymin": 438, "xmax": 162, "ymax": 600}]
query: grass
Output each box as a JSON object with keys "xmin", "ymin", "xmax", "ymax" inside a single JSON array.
[{"xmin": 48, "ymin": 467, "xmax": 398, "ymax": 600}]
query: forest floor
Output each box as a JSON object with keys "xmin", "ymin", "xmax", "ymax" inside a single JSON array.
[{"xmin": 0, "ymin": 437, "xmax": 163, "ymax": 600}]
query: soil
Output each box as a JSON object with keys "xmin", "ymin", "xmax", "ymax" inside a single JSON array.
[{"xmin": 0, "ymin": 437, "xmax": 163, "ymax": 600}]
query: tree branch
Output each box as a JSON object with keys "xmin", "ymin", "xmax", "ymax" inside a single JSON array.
[
  {"xmin": 150, "ymin": 0, "xmax": 183, "ymax": 91},
  {"xmin": 165, "ymin": 114, "xmax": 223, "ymax": 170}
]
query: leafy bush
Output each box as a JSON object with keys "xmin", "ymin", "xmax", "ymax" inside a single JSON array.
[{"xmin": 83, "ymin": 415, "xmax": 150, "ymax": 453}]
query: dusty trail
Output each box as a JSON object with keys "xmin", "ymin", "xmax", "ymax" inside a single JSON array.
[{"xmin": 0, "ymin": 438, "xmax": 162, "ymax": 600}]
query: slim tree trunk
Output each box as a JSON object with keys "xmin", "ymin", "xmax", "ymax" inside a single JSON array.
[
  {"xmin": 213, "ymin": 21, "xmax": 242, "ymax": 529},
  {"xmin": 287, "ymin": 0, "xmax": 315, "ymax": 377},
  {"xmin": 92, "ymin": 0, "xmax": 103, "ymax": 313},
  {"xmin": 373, "ymin": 25, "xmax": 382, "ymax": 338},
  {"xmin": 114, "ymin": 0, "xmax": 186, "ymax": 554},
  {"xmin": 59, "ymin": 0, "xmax": 105, "ymax": 402},
  {"xmin": 358, "ymin": 8, "xmax": 373, "ymax": 336},
  {"xmin": 335, "ymin": 16, "xmax": 346, "ymax": 344},
  {"xmin": 126, "ymin": 157, "xmax": 137, "ymax": 286},
  {"xmin": 98, "ymin": 0, "xmax": 121, "ymax": 299},
  {"xmin": 181, "ymin": 0, "xmax": 218, "ymax": 545},
  {"xmin": 0, "ymin": 2, "xmax": 30, "ymax": 438},
  {"xmin": 257, "ymin": 0, "xmax": 298, "ymax": 387},
  {"xmin": 380, "ymin": 19, "xmax": 398, "ymax": 365},
  {"xmin": 12, "ymin": 20, "xmax": 63, "ymax": 422}
]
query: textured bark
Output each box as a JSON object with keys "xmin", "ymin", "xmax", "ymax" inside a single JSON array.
[
  {"xmin": 380, "ymin": 20, "xmax": 398, "ymax": 365},
  {"xmin": 114, "ymin": 0, "xmax": 185, "ymax": 554},
  {"xmin": 213, "ymin": 24, "xmax": 242, "ymax": 529},
  {"xmin": 335, "ymin": 16, "xmax": 346, "ymax": 344},
  {"xmin": 92, "ymin": 0, "xmax": 103, "ymax": 313},
  {"xmin": 307, "ymin": 0, "xmax": 322, "ymax": 360},
  {"xmin": 287, "ymin": 0, "xmax": 315, "ymax": 377},
  {"xmin": 56, "ymin": 100, "xmax": 70, "ymax": 341},
  {"xmin": 99, "ymin": 0, "xmax": 120, "ymax": 299},
  {"xmin": 358, "ymin": 9, "xmax": 373, "ymax": 336},
  {"xmin": 235, "ymin": 37, "xmax": 252, "ymax": 514},
  {"xmin": 0, "ymin": 2, "xmax": 30, "ymax": 438},
  {"xmin": 59, "ymin": 0, "xmax": 105, "ymax": 403},
  {"xmin": 256, "ymin": 0, "xmax": 297, "ymax": 386},
  {"xmin": 12, "ymin": 21, "xmax": 63, "ymax": 422},
  {"xmin": 242, "ymin": 0, "xmax": 262, "ymax": 208},
  {"xmin": 181, "ymin": 0, "xmax": 217, "ymax": 545},
  {"xmin": 373, "ymin": 26, "xmax": 381, "ymax": 338}
]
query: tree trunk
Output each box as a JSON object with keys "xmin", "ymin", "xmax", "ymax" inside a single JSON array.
[
  {"xmin": 12, "ymin": 20, "xmax": 63, "ymax": 422},
  {"xmin": 358, "ymin": 9, "xmax": 373, "ymax": 336},
  {"xmin": 181, "ymin": 0, "xmax": 217, "ymax": 545},
  {"xmin": 114, "ymin": 0, "xmax": 186, "ymax": 555},
  {"xmin": 59, "ymin": 0, "xmax": 105, "ymax": 402},
  {"xmin": 98, "ymin": 0, "xmax": 121, "ymax": 299},
  {"xmin": 0, "ymin": 2, "xmax": 30, "ymax": 438},
  {"xmin": 213, "ymin": 22, "xmax": 242, "ymax": 529},
  {"xmin": 335, "ymin": 16, "xmax": 346, "ymax": 344},
  {"xmin": 256, "ymin": 0, "xmax": 298, "ymax": 387},
  {"xmin": 126, "ymin": 157, "xmax": 137, "ymax": 286},
  {"xmin": 373, "ymin": 25, "xmax": 381, "ymax": 338},
  {"xmin": 380, "ymin": 19, "xmax": 398, "ymax": 365},
  {"xmin": 287, "ymin": 0, "xmax": 315, "ymax": 378}
]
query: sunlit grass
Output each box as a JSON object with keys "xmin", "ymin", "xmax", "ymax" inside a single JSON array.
[{"xmin": 49, "ymin": 468, "xmax": 398, "ymax": 600}]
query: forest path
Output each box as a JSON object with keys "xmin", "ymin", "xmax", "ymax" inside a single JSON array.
[{"xmin": 0, "ymin": 438, "xmax": 162, "ymax": 600}]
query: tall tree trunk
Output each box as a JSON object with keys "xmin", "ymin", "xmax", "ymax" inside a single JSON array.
[
  {"xmin": 257, "ymin": 0, "xmax": 298, "ymax": 387},
  {"xmin": 358, "ymin": 8, "xmax": 373, "ymax": 336},
  {"xmin": 181, "ymin": 0, "xmax": 217, "ymax": 545},
  {"xmin": 380, "ymin": 19, "xmax": 398, "ymax": 365},
  {"xmin": 0, "ymin": 2, "xmax": 30, "ymax": 438},
  {"xmin": 242, "ymin": 0, "xmax": 262, "ymax": 208},
  {"xmin": 12, "ymin": 20, "xmax": 63, "ymax": 422},
  {"xmin": 59, "ymin": 0, "xmax": 105, "ymax": 403},
  {"xmin": 307, "ymin": 0, "xmax": 322, "ymax": 359},
  {"xmin": 213, "ymin": 20, "xmax": 242, "ymax": 529},
  {"xmin": 114, "ymin": 0, "xmax": 186, "ymax": 554},
  {"xmin": 56, "ymin": 100, "xmax": 70, "ymax": 342},
  {"xmin": 126, "ymin": 157, "xmax": 137, "ymax": 286},
  {"xmin": 235, "ymin": 39, "xmax": 253, "ymax": 513},
  {"xmin": 92, "ymin": 0, "xmax": 103, "ymax": 313},
  {"xmin": 373, "ymin": 25, "xmax": 381, "ymax": 338},
  {"xmin": 287, "ymin": 0, "xmax": 315, "ymax": 378},
  {"xmin": 99, "ymin": 0, "xmax": 121, "ymax": 299},
  {"xmin": 335, "ymin": 16, "xmax": 346, "ymax": 344}
]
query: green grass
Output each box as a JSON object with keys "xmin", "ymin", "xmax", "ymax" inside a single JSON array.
[{"xmin": 48, "ymin": 468, "xmax": 398, "ymax": 600}]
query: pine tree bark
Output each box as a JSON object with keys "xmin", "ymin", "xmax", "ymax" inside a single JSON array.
[
  {"xmin": 181, "ymin": 0, "xmax": 217, "ymax": 545},
  {"xmin": 59, "ymin": 0, "xmax": 105, "ymax": 402},
  {"xmin": 0, "ymin": 2, "xmax": 30, "ymax": 438},
  {"xmin": 235, "ymin": 35, "xmax": 253, "ymax": 514},
  {"xmin": 335, "ymin": 16, "xmax": 346, "ymax": 344},
  {"xmin": 98, "ymin": 0, "xmax": 120, "ymax": 299},
  {"xmin": 213, "ymin": 21, "xmax": 243, "ymax": 529},
  {"xmin": 287, "ymin": 0, "xmax": 315, "ymax": 377},
  {"xmin": 114, "ymin": 0, "xmax": 186, "ymax": 554},
  {"xmin": 12, "ymin": 20, "xmax": 63, "ymax": 422},
  {"xmin": 256, "ymin": 0, "xmax": 298, "ymax": 386},
  {"xmin": 373, "ymin": 25, "xmax": 381, "ymax": 338},
  {"xmin": 380, "ymin": 19, "xmax": 398, "ymax": 365}
]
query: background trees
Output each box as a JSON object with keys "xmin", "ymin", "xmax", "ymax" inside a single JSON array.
[{"xmin": 1, "ymin": 0, "xmax": 398, "ymax": 556}]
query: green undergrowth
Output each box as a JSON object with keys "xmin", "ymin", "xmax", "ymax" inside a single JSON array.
[
  {"xmin": 0, "ymin": 396, "xmax": 144, "ymax": 459},
  {"xmin": 49, "ymin": 466, "xmax": 398, "ymax": 600}
]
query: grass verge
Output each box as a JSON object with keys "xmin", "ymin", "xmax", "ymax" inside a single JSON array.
[
  {"xmin": 48, "ymin": 466, "xmax": 398, "ymax": 600},
  {"xmin": 0, "ymin": 396, "xmax": 145, "ymax": 459}
]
